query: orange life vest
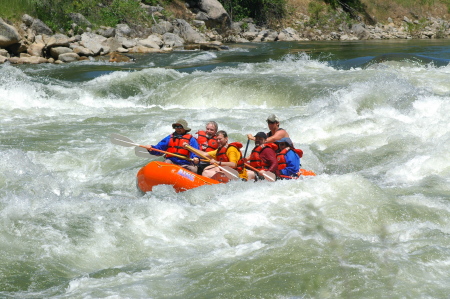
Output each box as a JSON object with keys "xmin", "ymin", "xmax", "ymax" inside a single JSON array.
[
  {"xmin": 249, "ymin": 143, "xmax": 277, "ymax": 170},
  {"xmin": 166, "ymin": 134, "xmax": 193, "ymax": 158},
  {"xmin": 276, "ymin": 147, "xmax": 292, "ymax": 170},
  {"xmin": 196, "ymin": 130, "xmax": 219, "ymax": 152},
  {"xmin": 216, "ymin": 142, "xmax": 245, "ymax": 172},
  {"xmin": 294, "ymin": 148, "xmax": 303, "ymax": 158}
]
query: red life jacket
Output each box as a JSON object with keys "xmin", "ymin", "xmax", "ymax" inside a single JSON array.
[
  {"xmin": 276, "ymin": 147, "xmax": 291, "ymax": 170},
  {"xmin": 216, "ymin": 142, "xmax": 245, "ymax": 172},
  {"xmin": 196, "ymin": 130, "xmax": 219, "ymax": 152},
  {"xmin": 249, "ymin": 143, "xmax": 277, "ymax": 170},
  {"xmin": 166, "ymin": 134, "xmax": 193, "ymax": 158},
  {"xmin": 294, "ymin": 148, "xmax": 303, "ymax": 158}
]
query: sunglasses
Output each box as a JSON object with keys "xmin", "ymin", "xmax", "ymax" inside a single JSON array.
[
  {"xmin": 173, "ymin": 125, "xmax": 183, "ymax": 129},
  {"xmin": 267, "ymin": 121, "xmax": 277, "ymax": 124}
]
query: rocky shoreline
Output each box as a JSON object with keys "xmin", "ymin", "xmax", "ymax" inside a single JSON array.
[{"xmin": 1, "ymin": 0, "xmax": 450, "ymax": 65}]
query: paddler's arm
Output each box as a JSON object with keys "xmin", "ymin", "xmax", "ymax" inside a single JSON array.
[
  {"xmin": 266, "ymin": 129, "xmax": 288, "ymax": 143},
  {"xmin": 247, "ymin": 134, "xmax": 255, "ymax": 141},
  {"xmin": 188, "ymin": 137, "xmax": 200, "ymax": 159},
  {"xmin": 144, "ymin": 135, "xmax": 170, "ymax": 156}
]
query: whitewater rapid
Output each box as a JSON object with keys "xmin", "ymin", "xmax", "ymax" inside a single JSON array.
[{"xmin": 1, "ymin": 40, "xmax": 450, "ymax": 298}]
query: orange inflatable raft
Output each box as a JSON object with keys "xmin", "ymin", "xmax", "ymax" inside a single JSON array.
[{"xmin": 136, "ymin": 161, "xmax": 220, "ymax": 193}]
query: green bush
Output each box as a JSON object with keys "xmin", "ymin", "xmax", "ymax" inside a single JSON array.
[
  {"xmin": 220, "ymin": 0, "xmax": 286, "ymax": 25},
  {"xmin": 30, "ymin": 0, "xmax": 152, "ymax": 31}
]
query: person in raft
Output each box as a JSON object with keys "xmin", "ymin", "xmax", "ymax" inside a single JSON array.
[
  {"xmin": 192, "ymin": 130, "xmax": 248, "ymax": 180},
  {"xmin": 246, "ymin": 132, "xmax": 279, "ymax": 181},
  {"xmin": 145, "ymin": 119, "xmax": 199, "ymax": 173},
  {"xmin": 275, "ymin": 137, "xmax": 301, "ymax": 178},
  {"xmin": 247, "ymin": 114, "xmax": 289, "ymax": 143},
  {"xmin": 194, "ymin": 121, "xmax": 219, "ymax": 175}
]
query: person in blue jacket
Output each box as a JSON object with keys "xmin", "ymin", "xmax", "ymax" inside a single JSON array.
[
  {"xmin": 275, "ymin": 137, "xmax": 300, "ymax": 178},
  {"xmin": 145, "ymin": 119, "xmax": 199, "ymax": 173}
]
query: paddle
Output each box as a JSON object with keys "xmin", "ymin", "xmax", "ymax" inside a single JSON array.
[
  {"xmin": 111, "ymin": 133, "xmax": 199, "ymax": 162},
  {"xmin": 243, "ymin": 163, "xmax": 276, "ymax": 182},
  {"xmin": 183, "ymin": 144, "xmax": 240, "ymax": 180},
  {"xmin": 243, "ymin": 138, "xmax": 250, "ymax": 158},
  {"xmin": 134, "ymin": 146, "xmax": 208, "ymax": 162}
]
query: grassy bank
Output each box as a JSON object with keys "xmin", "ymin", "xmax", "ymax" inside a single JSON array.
[
  {"xmin": 1, "ymin": 0, "xmax": 35, "ymax": 21},
  {"xmin": 1, "ymin": 0, "xmax": 449, "ymax": 32}
]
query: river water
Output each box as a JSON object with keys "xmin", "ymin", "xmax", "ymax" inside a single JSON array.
[{"xmin": 1, "ymin": 39, "xmax": 450, "ymax": 298}]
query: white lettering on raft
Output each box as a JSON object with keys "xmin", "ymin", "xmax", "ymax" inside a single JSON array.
[{"xmin": 177, "ymin": 169, "xmax": 195, "ymax": 181}]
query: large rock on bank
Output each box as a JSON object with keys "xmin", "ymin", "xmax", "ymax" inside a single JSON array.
[{"xmin": 0, "ymin": 18, "xmax": 20, "ymax": 47}]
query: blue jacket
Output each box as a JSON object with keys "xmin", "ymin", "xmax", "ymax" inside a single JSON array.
[
  {"xmin": 280, "ymin": 149, "xmax": 300, "ymax": 176},
  {"xmin": 150, "ymin": 133, "xmax": 199, "ymax": 165}
]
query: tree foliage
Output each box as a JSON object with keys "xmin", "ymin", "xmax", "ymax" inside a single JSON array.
[{"xmin": 220, "ymin": 0, "xmax": 287, "ymax": 25}]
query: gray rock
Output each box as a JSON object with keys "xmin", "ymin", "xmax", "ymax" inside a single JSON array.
[
  {"xmin": 59, "ymin": 52, "xmax": 80, "ymax": 62},
  {"xmin": 69, "ymin": 13, "xmax": 92, "ymax": 28},
  {"xmin": 277, "ymin": 27, "xmax": 300, "ymax": 41},
  {"xmin": 196, "ymin": 0, "xmax": 231, "ymax": 29},
  {"xmin": 138, "ymin": 35, "xmax": 163, "ymax": 49},
  {"xmin": 27, "ymin": 38, "xmax": 45, "ymax": 57},
  {"xmin": 97, "ymin": 27, "xmax": 116, "ymax": 38},
  {"xmin": 50, "ymin": 47, "xmax": 73, "ymax": 59},
  {"xmin": 72, "ymin": 45, "xmax": 94, "ymax": 56},
  {"xmin": 30, "ymin": 19, "xmax": 53, "ymax": 35},
  {"xmin": 151, "ymin": 21, "xmax": 174, "ymax": 35},
  {"xmin": 45, "ymin": 33, "xmax": 71, "ymax": 48},
  {"xmin": 22, "ymin": 14, "xmax": 34, "ymax": 26},
  {"xmin": 0, "ymin": 18, "xmax": 21, "ymax": 47},
  {"xmin": 80, "ymin": 32, "xmax": 107, "ymax": 55},
  {"xmin": 116, "ymin": 24, "xmax": 133, "ymax": 37},
  {"xmin": 104, "ymin": 37, "xmax": 123, "ymax": 53},
  {"xmin": 162, "ymin": 32, "xmax": 185, "ymax": 48},
  {"xmin": 352, "ymin": 23, "xmax": 369, "ymax": 40},
  {"xmin": 173, "ymin": 19, "xmax": 206, "ymax": 43},
  {"xmin": 120, "ymin": 37, "xmax": 137, "ymax": 49}
]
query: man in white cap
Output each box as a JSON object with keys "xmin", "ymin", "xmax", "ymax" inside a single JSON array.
[
  {"xmin": 145, "ymin": 119, "xmax": 199, "ymax": 173},
  {"xmin": 247, "ymin": 114, "xmax": 290, "ymax": 143}
]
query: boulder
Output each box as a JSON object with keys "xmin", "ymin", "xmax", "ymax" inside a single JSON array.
[
  {"xmin": 151, "ymin": 20, "xmax": 174, "ymax": 35},
  {"xmin": 116, "ymin": 24, "xmax": 133, "ymax": 37},
  {"xmin": 0, "ymin": 55, "xmax": 7, "ymax": 63},
  {"xmin": 121, "ymin": 37, "xmax": 137, "ymax": 49},
  {"xmin": 103, "ymin": 37, "xmax": 122, "ymax": 53},
  {"xmin": 162, "ymin": 32, "xmax": 185, "ymax": 48},
  {"xmin": 352, "ymin": 23, "xmax": 369, "ymax": 40},
  {"xmin": 50, "ymin": 47, "xmax": 73, "ymax": 59},
  {"xmin": 80, "ymin": 32, "xmax": 107, "ymax": 55},
  {"xmin": 0, "ymin": 18, "xmax": 21, "ymax": 47},
  {"xmin": 97, "ymin": 27, "xmax": 116, "ymax": 38},
  {"xmin": 69, "ymin": 13, "xmax": 92, "ymax": 28},
  {"xmin": 0, "ymin": 49, "xmax": 8, "ymax": 56},
  {"xmin": 173, "ymin": 19, "xmax": 207, "ymax": 43},
  {"xmin": 58, "ymin": 52, "xmax": 80, "ymax": 62},
  {"xmin": 72, "ymin": 45, "xmax": 94, "ymax": 56},
  {"xmin": 277, "ymin": 27, "xmax": 300, "ymax": 41},
  {"xmin": 188, "ymin": 0, "xmax": 231, "ymax": 30},
  {"xmin": 30, "ymin": 18, "xmax": 53, "ymax": 35},
  {"xmin": 138, "ymin": 35, "xmax": 163, "ymax": 49},
  {"xmin": 22, "ymin": 14, "xmax": 34, "ymax": 27},
  {"xmin": 45, "ymin": 33, "xmax": 71, "ymax": 48},
  {"xmin": 28, "ymin": 38, "xmax": 45, "ymax": 57}
]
